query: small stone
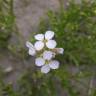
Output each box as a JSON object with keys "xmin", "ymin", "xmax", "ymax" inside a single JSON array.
[{"xmin": 4, "ymin": 66, "xmax": 13, "ymax": 73}]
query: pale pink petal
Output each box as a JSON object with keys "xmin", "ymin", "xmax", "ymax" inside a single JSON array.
[
  {"xmin": 55, "ymin": 48, "xmax": 64, "ymax": 54},
  {"xmin": 45, "ymin": 31, "xmax": 54, "ymax": 40},
  {"xmin": 41, "ymin": 65, "xmax": 50, "ymax": 74},
  {"xmin": 46, "ymin": 40, "xmax": 57, "ymax": 49},
  {"xmin": 35, "ymin": 57, "xmax": 45, "ymax": 66},
  {"xmin": 49, "ymin": 60, "xmax": 60, "ymax": 69},
  {"xmin": 28, "ymin": 49, "xmax": 36, "ymax": 56},
  {"xmin": 34, "ymin": 34, "xmax": 44, "ymax": 41},
  {"xmin": 43, "ymin": 51, "xmax": 53, "ymax": 60},
  {"xmin": 26, "ymin": 41, "xmax": 34, "ymax": 48},
  {"xmin": 34, "ymin": 41, "xmax": 44, "ymax": 51}
]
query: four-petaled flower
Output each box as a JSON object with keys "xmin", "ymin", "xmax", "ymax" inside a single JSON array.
[
  {"xmin": 34, "ymin": 31, "xmax": 57, "ymax": 50},
  {"xmin": 26, "ymin": 31, "xmax": 64, "ymax": 74}
]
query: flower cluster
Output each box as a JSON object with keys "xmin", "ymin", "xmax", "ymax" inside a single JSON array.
[{"xmin": 26, "ymin": 31, "xmax": 64, "ymax": 74}]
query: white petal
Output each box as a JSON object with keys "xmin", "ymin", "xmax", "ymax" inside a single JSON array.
[
  {"xmin": 26, "ymin": 41, "xmax": 34, "ymax": 48},
  {"xmin": 43, "ymin": 51, "xmax": 53, "ymax": 60},
  {"xmin": 49, "ymin": 60, "xmax": 60, "ymax": 69},
  {"xmin": 28, "ymin": 49, "xmax": 36, "ymax": 56},
  {"xmin": 46, "ymin": 40, "xmax": 57, "ymax": 49},
  {"xmin": 56, "ymin": 48, "xmax": 64, "ymax": 54},
  {"xmin": 26, "ymin": 41, "xmax": 36, "ymax": 56},
  {"xmin": 35, "ymin": 57, "xmax": 45, "ymax": 66},
  {"xmin": 34, "ymin": 41, "xmax": 44, "ymax": 51},
  {"xmin": 34, "ymin": 34, "xmax": 44, "ymax": 41},
  {"xmin": 45, "ymin": 31, "xmax": 54, "ymax": 40},
  {"xmin": 41, "ymin": 65, "xmax": 50, "ymax": 74}
]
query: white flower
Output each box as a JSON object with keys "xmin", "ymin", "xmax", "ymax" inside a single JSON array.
[
  {"xmin": 43, "ymin": 51, "xmax": 53, "ymax": 60},
  {"xmin": 26, "ymin": 41, "xmax": 36, "ymax": 56},
  {"xmin": 35, "ymin": 57, "xmax": 45, "ymax": 66},
  {"xmin": 26, "ymin": 30, "xmax": 64, "ymax": 74},
  {"xmin": 34, "ymin": 31, "xmax": 57, "ymax": 50},
  {"xmin": 41, "ymin": 60, "xmax": 60, "ymax": 74}
]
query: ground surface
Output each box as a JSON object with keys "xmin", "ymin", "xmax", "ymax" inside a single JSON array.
[
  {"xmin": 0, "ymin": 0, "xmax": 96, "ymax": 96},
  {"xmin": 14, "ymin": 0, "xmax": 60, "ymax": 41}
]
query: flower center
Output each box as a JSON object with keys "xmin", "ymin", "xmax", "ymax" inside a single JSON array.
[
  {"xmin": 43, "ymin": 39, "xmax": 47, "ymax": 43},
  {"xmin": 45, "ymin": 60, "xmax": 50, "ymax": 65}
]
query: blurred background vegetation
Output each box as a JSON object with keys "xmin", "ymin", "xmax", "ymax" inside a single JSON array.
[
  {"xmin": 0, "ymin": 0, "xmax": 96, "ymax": 96},
  {"xmin": 0, "ymin": 0, "xmax": 14, "ymax": 49}
]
